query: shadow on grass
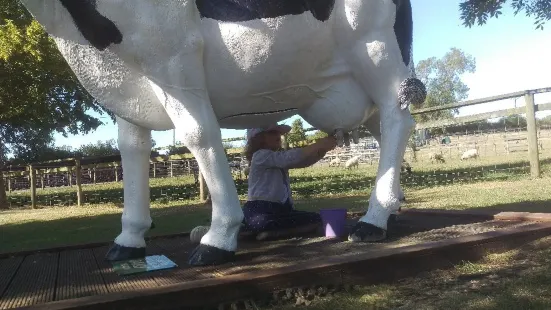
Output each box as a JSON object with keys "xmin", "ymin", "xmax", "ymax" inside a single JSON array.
[
  {"xmin": 464, "ymin": 200, "xmax": 551, "ymax": 214},
  {"xmin": 0, "ymin": 203, "xmax": 213, "ymax": 255},
  {"xmin": 3, "ymin": 193, "xmax": 550, "ymax": 255}
]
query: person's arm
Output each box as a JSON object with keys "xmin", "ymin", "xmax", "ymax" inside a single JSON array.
[
  {"xmin": 252, "ymin": 148, "xmax": 307, "ymax": 170},
  {"xmin": 252, "ymin": 137, "xmax": 336, "ymax": 170},
  {"xmin": 295, "ymin": 136, "xmax": 337, "ymax": 167}
]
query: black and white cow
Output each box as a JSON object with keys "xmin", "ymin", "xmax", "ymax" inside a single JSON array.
[{"xmin": 19, "ymin": 0, "xmax": 426, "ymax": 266}]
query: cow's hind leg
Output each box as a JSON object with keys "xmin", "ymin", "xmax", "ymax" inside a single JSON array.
[
  {"xmin": 346, "ymin": 19, "xmax": 424, "ymax": 242},
  {"xmin": 105, "ymin": 117, "xmax": 152, "ymax": 261},
  {"xmin": 362, "ymin": 111, "xmax": 407, "ymax": 203}
]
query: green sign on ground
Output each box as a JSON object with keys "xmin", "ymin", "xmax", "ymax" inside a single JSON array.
[{"xmin": 112, "ymin": 255, "xmax": 178, "ymax": 276}]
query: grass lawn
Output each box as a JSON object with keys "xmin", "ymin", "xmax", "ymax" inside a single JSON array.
[
  {"xmin": 264, "ymin": 235, "xmax": 551, "ymax": 310},
  {"xmin": 1, "ymin": 166, "xmax": 550, "ymax": 254}
]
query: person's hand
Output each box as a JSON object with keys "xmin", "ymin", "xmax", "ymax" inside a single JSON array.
[{"xmin": 317, "ymin": 136, "xmax": 337, "ymax": 151}]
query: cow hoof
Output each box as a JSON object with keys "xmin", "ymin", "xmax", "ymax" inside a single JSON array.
[
  {"xmin": 348, "ymin": 222, "xmax": 387, "ymax": 242},
  {"xmin": 105, "ymin": 243, "xmax": 146, "ymax": 261},
  {"xmin": 150, "ymin": 221, "xmax": 156, "ymax": 229},
  {"xmin": 388, "ymin": 214, "xmax": 398, "ymax": 223},
  {"xmin": 188, "ymin": 244, "xmax": 235, "ymax": 266}
]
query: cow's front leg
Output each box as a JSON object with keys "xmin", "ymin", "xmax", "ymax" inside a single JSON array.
[
  {"xmin": 105, "ymin": 117, "xmax": 152, "ymax": 261},
  {"xmin": 346, "ymin": 33, "xmax": 423, "ymax": 242},
  {"xmin": 147, "ymin": 67, "xmax": 243, "ymax": 266}
]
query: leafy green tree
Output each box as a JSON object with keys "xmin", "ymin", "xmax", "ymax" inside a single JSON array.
[
  {"xmin": 76, "ymin": 139, "xmax": 120, "ymax": 157},
  {"xmin": 540, "ymin": 115, "xmax": 551, "ymax": 126},
  {"xmin": 407, "ymin": 48, "xmax": 475, "ymax": 159},
  {"xmin": 286, "ymin": 119, "xmax": 307, "ymax": 147},
  {"xmin": 8, "ymin": 144, "xmax": 75, "ymax": 165},
  {"xmin": 459, "ymin": 0, "xmax": 551, "ymax": 30},
  {"xmin": 0, "ymin": 0, "xmax": 111, "ymax": 208},
  {"xmin": 503, "ymin": 115, "xmax": 527, "ymax": 128},
  {"xmin": 412, "ymin": 48, "xmax": 476, "ymax": 125},
  {"xmin": 168, "ymin": 145, "xmax": 191, "ymax": 156},
  {"xmin": 308, "ymin": 130, "xmax": 329, "ymax": 142}
]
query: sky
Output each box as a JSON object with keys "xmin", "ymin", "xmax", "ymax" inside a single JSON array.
[{"xmin": 52, "ymin": 0, "xmax": 551, "ymax": 149}]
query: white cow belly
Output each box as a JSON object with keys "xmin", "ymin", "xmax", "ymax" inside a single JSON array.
[{"xmin": 199, "ymin": 16, "xmax": 339, "ymax": 128}]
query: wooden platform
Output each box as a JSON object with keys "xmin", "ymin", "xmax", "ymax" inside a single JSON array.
[{"xmin": 2, "ymin": 209, "xmax": 551, "ymax": 310}]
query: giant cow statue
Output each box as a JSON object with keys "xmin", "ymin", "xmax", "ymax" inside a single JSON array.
[{"xmin": 19, "ymin": 0, "xmax": 426, "ymax": 266}]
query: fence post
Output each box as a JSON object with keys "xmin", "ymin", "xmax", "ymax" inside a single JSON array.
[
  {"xmin": 170, "ymin": 161, "xmax": 174, "ymax": 178},
  {"xmin": 93, "ymin": 165, "xmax": 97, "ymax": 184},
  {"xmin": 114, "ymin": 164, "xmax": 119, "ymax": 182},
  {"xmin": 199, "ymin": 170, "xmax": 207, "ymax": 202},
  {"xmin": 40, "ymin": 172, "xmax": 45, "ymax": 190},
  {"xmin": 7, "ymin": 176, "xmax": 11, "ymax": 193},
  {"xmin": 152, "ymin": 163, "xmax": 156, "ymax": 178},
  {"xmin": 29, "ymin": 165, "xmax": 36, "ymax": 209},
  {"xmin": 524, "ymin": 93, "xmax": 541, "ymax": 178},
  {"xmin": 75, "ymin": 159, "xmax": 83, "ymax": 206}
]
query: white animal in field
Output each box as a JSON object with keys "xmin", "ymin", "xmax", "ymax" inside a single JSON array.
[
  {"xmin": 329, "ymin": 157, "xmax": 341, "ymax": 167},
  {"xmin": 461, "ymin": 149, "xmax": 479, "ymax": 160},
  {"xmin": 20, "ymin": 0, "xmax": 426, "ymax": 266},
  {"xmin": 428, "ymin": 152, "xmax": 445, "ymax": 163},
  {"xmin": 345, "ymin": 155, "xmax": 361, "ymax": 169}
]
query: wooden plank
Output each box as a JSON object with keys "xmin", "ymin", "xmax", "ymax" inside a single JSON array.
[
  {"xmin": 0, "ymin": 256, "xmax": 24, "ymax": 297},
  {"xmin": 415, "ymin": 101, "xmax": 551, "ymax": 130},
  {"xmin": 199, "ymin": 171, "xmax": 206, "ymax": 202},
  {"xmin": 30, "ymin": 165, "xmax": 36, "ymax": 209},
  {"xmin": 525, "ymin": 94, "xmax": 541, "ymax": 177},
  {"xmin": 75, "ymin": 160, "xmax": 82, "ymax": 207},
  {"xmin": 16, "ymin": 222, "xmax": 551, "ymax": 310},
  {"xmin": 0, "ymin": 232, "xmax": 192, "ymax": 260},
  {"xmin": 56, "ymin": 249, "xmax": 108, "ymax": 301},
  {"xmin": 147, "ymin": 238, "xmax": 215, "ymax": 286},
  {"xmin": 411, "ymin": 86, "xmax": 551, "ymax": 115},
  {"xmin": 416, "ymin": 106, "xmax": 527, "ymax": 130},
  {"xmin": 91, "ymin": 247, "xmax": 161, "ymax": 293},
  {"xmin": 0, "ymin": 253, "xmax": 58, "ymax": 309}
]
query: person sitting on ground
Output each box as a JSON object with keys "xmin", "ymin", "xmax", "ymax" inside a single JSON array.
[{"xmin": 242, "ymin": 124, "xmax": 337, "ymax": 241}]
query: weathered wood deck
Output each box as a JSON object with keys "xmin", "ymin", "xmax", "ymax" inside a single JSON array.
[{"xmin": 2, "ymin": 209, "xmax": 551, "ymax": 310}]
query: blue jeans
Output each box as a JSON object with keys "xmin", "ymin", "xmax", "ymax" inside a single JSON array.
[{"xmin": 242, "ymin": 199, "xmax": 321, "ymax": 233}]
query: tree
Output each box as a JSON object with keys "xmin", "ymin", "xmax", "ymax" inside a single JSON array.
[
  {"xmin": 459, "ymin": 0, "xmax": 551, "ymax": 30},
  {"xmin": 502, "ymin": 115, "xmax": 528, "ymax": 128},
  {"xmin": 0, "ymin": 1, "xmax": 111, "ymax": 208},
  {"xmin": 286, "ymin": 119, "xmax": 307, "ymax": 147},
  {"xmin": 412, "ymin": 48, "xmax": 476, "ymax": 125},
  {"xmin": 540, "ymin": 115, "xmax": 551, "ymax": 126},
  {"xmin": 308, "ymin": 130, "xmax": 329, "ymax": 142},
  {"xmin": 8, "ymin": 144, "xmax": 76, "ymax": 165},
  {"xmin": 76, "ymin": 139, "xmax": 120, "ymax": 157},
  {"xmin": 168, "ymin": 145, "xmax": 191, "ymax": 156}
]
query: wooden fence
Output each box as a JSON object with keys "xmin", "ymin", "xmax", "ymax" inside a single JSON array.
[{"xmin": 2, "ymin": 87, "xmax": 551, "ymax": 208}]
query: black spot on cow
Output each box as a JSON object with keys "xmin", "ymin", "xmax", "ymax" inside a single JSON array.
[
  {"xmin": 195, "ymin": 0, "xmax": 336, "ymax": 22},
  {"xmin": 393, "ymin": 0, "xmax": 413, "ymax": 66},
  {"xmin": 59, "ymin": 0, "xmax": 122, "ymax": 50}
]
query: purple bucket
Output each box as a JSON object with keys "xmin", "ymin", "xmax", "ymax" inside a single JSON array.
[{"xmin": 320, "ymin": 208, "xmax": 348, "ymax": 238}]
